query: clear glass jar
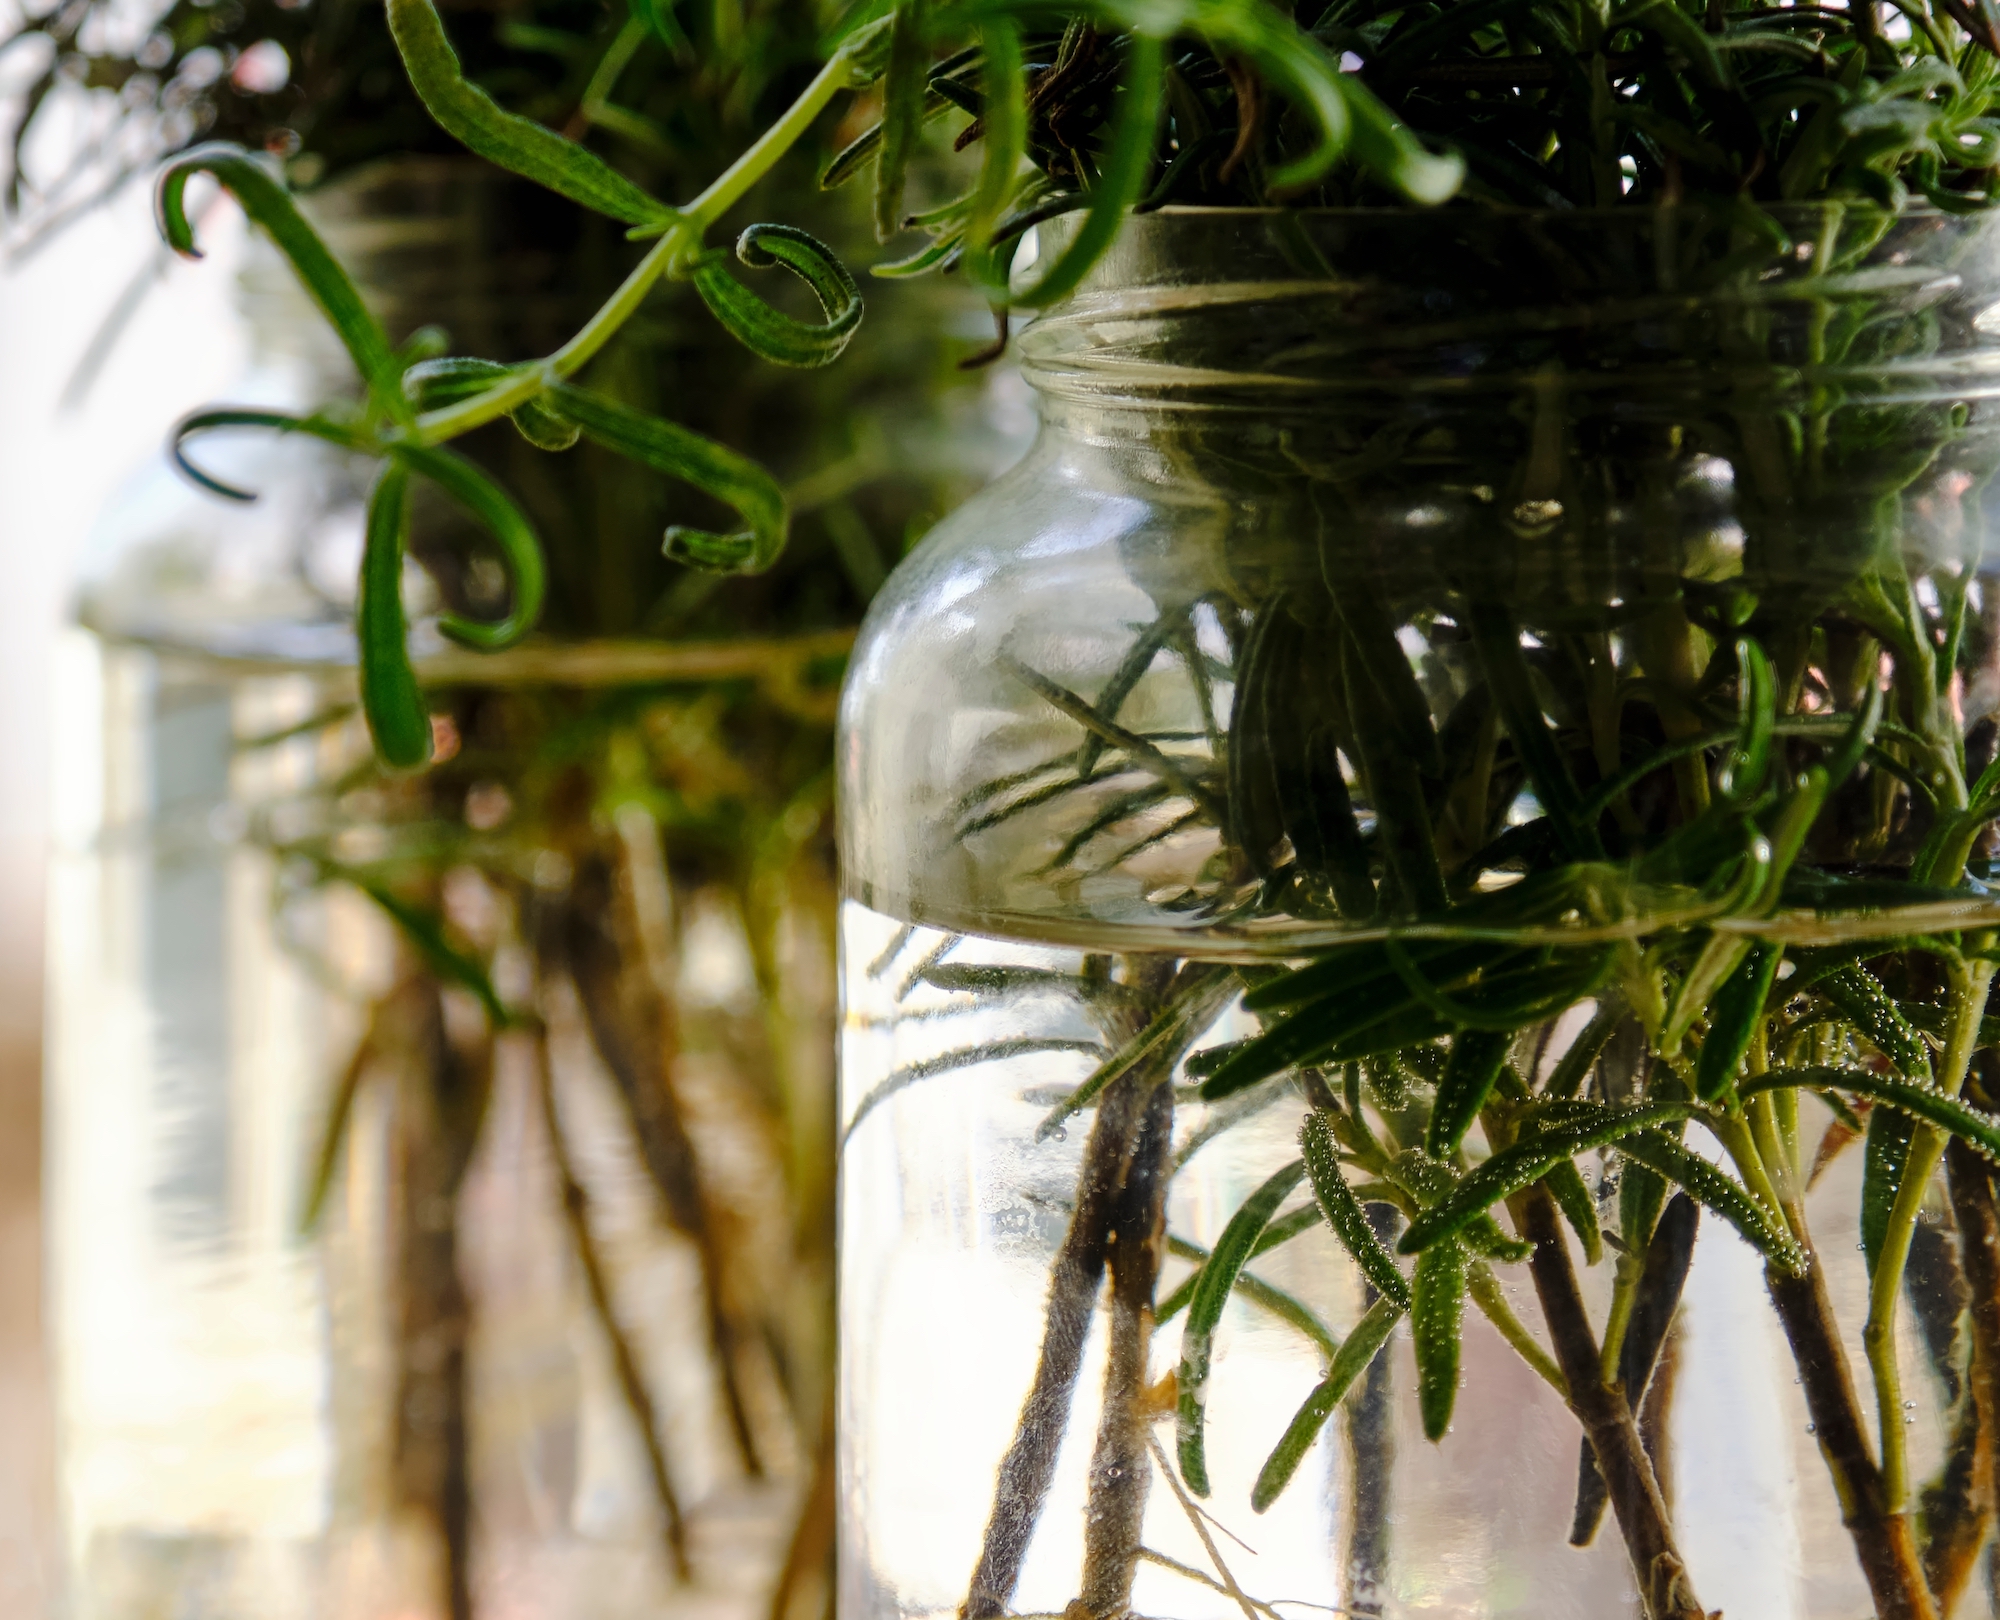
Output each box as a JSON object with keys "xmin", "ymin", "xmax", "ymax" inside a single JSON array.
[
  {"xmin": 836, "ymin": 207, "xmax": 2000, "ymax": 1620},
  {"xmin": 47, "ymin": 158, "xmax": 1010, "ymax": 1620}
]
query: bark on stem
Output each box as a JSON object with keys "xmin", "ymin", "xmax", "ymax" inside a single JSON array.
[
  {"xmin": 389, "ymin": 978, "xmax": 487, "ymax": 1620},
  {"xmin": 532, "ymin": 1032, "xmax": 692, "ymax": 1581},
  {"xmin": 541, "ymin": 855, "xmax": 763, "ymax": 1476},
  {"xmin": 961, "ymin": 1065, "xmax": 1161, "ymax": 1619},
  {"xmin": 1078, "ymin": 1076, "xmax": 1174, "ymax": 1618},
  {"xmin": 1517, "ymin": 1188, "xmax": 1704, "ymax": 1620},
  {"xmin": 1934, "ymin": 1138, "xmax": 2000, "ymax": 1612},
  {"xmin": 1766, "ymin": 1241, "xmax": 1939, "ymax": 1620}
]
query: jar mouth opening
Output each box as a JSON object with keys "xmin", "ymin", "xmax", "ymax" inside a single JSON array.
[
  {"xmin": 1015, "ymin": 204, "xmax": 2000, "ymax": 409},
  {"xmin": 1116, "ymin": 200, "xmax": 1968, "ymax": 223}
]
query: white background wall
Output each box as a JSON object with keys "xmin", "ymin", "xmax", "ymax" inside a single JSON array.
[{"xmin": 0, "ymin": 180, "xmax": 246, "ymax": 1611}]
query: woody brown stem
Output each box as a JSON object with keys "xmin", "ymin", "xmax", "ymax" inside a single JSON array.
[
  {"xmin": 532, "ymin": 1031, "xmax": 692, "ymax": 1582},
  {"xmin": 1766, "ymin": 1242, "xmax": 1939, "ymax": 1620},
  {"xmin": 769, "ymin": 1400, "xmax": 837, "ymax": 1620},
  {"xmin": 1517, "ymin": 1188, "xmax": 1704, "ymax": 1620},
  {"xmin": 1934, "ymin": 1138, "xmax": 2000, "ymax": 1611},
  {"xmin": 389, "ymin": 977, "xmax": 489, "ymax": 1620},
  {"xmin": 1078, "ymin": 1074, "xmax": 1174, "ymax": 1619},
  {"xmin": 1638, "ymin": 1321, "xmax": 1681, "ymax": 1516},
  {"xmin": 961, "ymin": 1064, "xmax": 1160, "ymax": 1619},
  {"xmin": 540, "ymin": 853, "xmax": 764, "ymax": 1476}
]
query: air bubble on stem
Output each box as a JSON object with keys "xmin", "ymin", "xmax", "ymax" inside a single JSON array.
[{"xmin": 1805, "ymin": 1424, "xmax": 1816, "ymax": 1435}]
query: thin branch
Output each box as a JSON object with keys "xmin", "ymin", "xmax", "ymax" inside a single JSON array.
[
  {"xmin": 532, "ymin": 1030, "xmax": 693, "ymax": 1581},
  {"xmin": 1144, "ymin": 1431, "xmax": 1263, "ymax": 1620}
]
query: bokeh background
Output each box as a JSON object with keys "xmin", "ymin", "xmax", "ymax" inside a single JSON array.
[{"xmin": 0, "ymin": 179, "xmax": 251, "ymax": 1610}]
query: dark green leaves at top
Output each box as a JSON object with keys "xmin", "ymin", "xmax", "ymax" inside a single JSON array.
[
  {"xmin": 547, "ymin": 384, "xmax": 788, "ymax": 574},
  {"xmin": 384, "ymin": 0, "xmax": 676, "ymax": 231},
  {"xmin": 1006, "ymin": 32, "xmax": 1166, "ymax": 311},
  {"xmin": 873, "ymin": 0, "xmax": 929, "ymax": 242},
  {"xmin": 1177, "ymin": 1157, "xmax": 1307, "ymax": 1496},
  {"xmin": 1302, "ymin": 1112, "xmax": 1410, "ymax": 1307},
  {"xmin": 1427, "ymin": 1028, "xmax": 1514, "ymax": 1157},
  {"xmin": 1694, "ymin": 943, "xmax": 1782, "ymax": 1101},
  {"xmin": 357, "ymin": 461, "xmax": 431, "ymax": 771},
  {"xmin": 157, "ymin": 146, "xmax": 406, "ymax": 416},
  {"xmin": 690, "ymin": 224, "xmax": 864, "ymax": 368},
  {"xmin": 1411, "ymin": 1238, "xmax": 1468, "ymax": 1441}
]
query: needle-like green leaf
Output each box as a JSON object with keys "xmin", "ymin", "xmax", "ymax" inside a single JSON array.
[
  {"xmin": 1427, "ymin": 1028, "xmax": 1515, "ymax": 1157},
  {"xmin": 1744, "ymin": 1066, "xmax": 2000, "ymax": 1163},
  {"xmin": 1250, "ymin": 1296, "xmax": 1404, "ymax": 1512},
  {"xmin": 156, "ymin": 146, "xmax": 407, "ymax": 415},
  {"xmin": 403, "ymin": 357, "xmax": 580, "ymax": 450},
  {"xmin": 1615, "ymin": 1129, "xmax": 1807, "ymax": 1273},
  {"xmin": 1177, "ymin": 1158, "xmax": 1308, "ymax": 1497},
  {"xmin": 690, "ymin": 224, "xmax": 864, "ymax": 368},
  {"xmin": 1861, "ymin": 1104, "xmax": 1920, "ymax": 1278},
  {"xmin": 873, "ymin": 0, "xmax": 929, "ymax": 239},
  {"xmin": 1695, "ymin": 942, "xmax": 1782, "ymax": 1101},
  {"xmin": 385, "ymin": 0, "xmax": 677, "ymax": 229},
  {"xmin": 547, "ymin": 383, "xmax": 789, "ymax": 573},
  {"xmin": 1302, "ymin": 1112, "xmax": 1411, "ymax": 1307},
  {"xmin": 1412, "ymin": 1237, "xmax": 1468, "ymax": 1441},
  {"xmin": 169, "ymin": 408, "xmax": 365, "ymax": 501},
  {"xmin": 392, "ymin": 445, "xmax": 547, "ymax": 650},
  {"xmin": 1007, "ymin": 30, "xmax": 1165, "ymax": 310},
  {"xmin": 356, "ymin": 460, "xmax": 431, "ymax": 771},
  {"xmin": 1398, "ymin": 1103, "xmax": 1693, "ymax": 1255},
  {"xmin": 1818, "ymin": 964, "xmax": 1934, "ymax": 1080}
]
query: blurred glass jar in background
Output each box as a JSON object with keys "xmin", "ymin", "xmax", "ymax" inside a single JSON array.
[{"xmin": 47, "ymin": 160, "xmax": 1017, "ymax": 1620}]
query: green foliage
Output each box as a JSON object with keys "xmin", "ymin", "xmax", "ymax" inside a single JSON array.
[
  {"xmin": 383, "ymin": 0, "xmax": 679, "ymax": 228},
  {"xmin": 358, "ymin": 462, "xmax": 433, "ymax": 769},
  {"xmin": 1175, "ymin": 1157, "xmax": 1308, "ymax": 1495},
  {"xmin": 1410, "ymin": 1237, "xmax": 1467, "ymax": 1441}
]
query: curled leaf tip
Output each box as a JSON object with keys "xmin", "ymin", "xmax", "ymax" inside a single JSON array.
[
  {"xmin": 693, "ymin": 223, "xmax": 864, "ymax": 368},
  {"xmin": 393, "ymin": 444, "xmax": 547, "ymax": 651}
]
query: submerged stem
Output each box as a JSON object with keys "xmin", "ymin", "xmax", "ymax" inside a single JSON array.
[
  {"xmin": 1516, "ymin": 1187, "xmax": 1703, "ymax": 1620},
  {"xmin": 1079, "ymin": 1076, "xmax": 1175, "ymax": 1616},
  {"xmin": 1865, "ymin": 959, "xmax": 1995, "ymax": 1512}
]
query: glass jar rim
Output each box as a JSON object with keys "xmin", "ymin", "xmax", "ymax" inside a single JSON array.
[{"xmin": 1016, "ymin": 202, "xmax": 2000, "ymax": 411}]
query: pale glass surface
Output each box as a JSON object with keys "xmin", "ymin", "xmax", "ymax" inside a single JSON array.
[{"xmin": 834, "ymin": 900, "xmax": 1915, "ymax": 1620}]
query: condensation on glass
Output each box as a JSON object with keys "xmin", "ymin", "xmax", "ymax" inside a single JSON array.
[{"xmin": 835, "ymin": 208, "xmax": 2000, "ymax": 1620}]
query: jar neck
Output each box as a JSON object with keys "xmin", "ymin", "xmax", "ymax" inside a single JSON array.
[{"xmin": 1016, "ymin": 204, "xmax": 2000, "ymax": 443}]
